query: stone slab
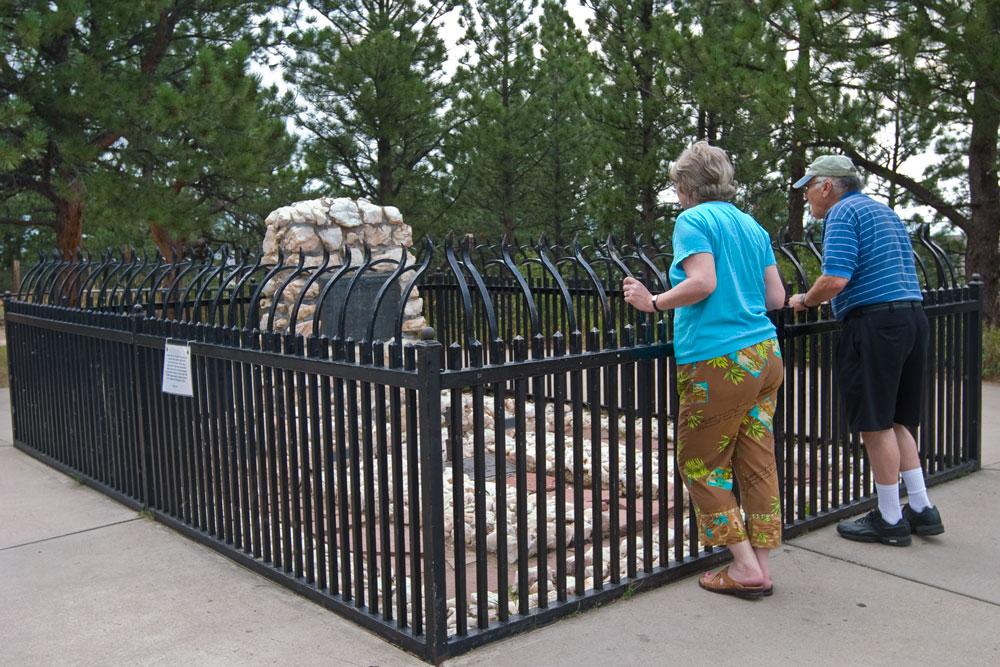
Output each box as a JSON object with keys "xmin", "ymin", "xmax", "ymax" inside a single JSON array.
[
  {"xmin": 444, "ymin": 541, "xmax": 1000, "ymax": 665},
  {"xmin": 0, "ymin": 519, "xmax": 420, "ymax": 666},
  {"xmin": 791, "ymin": 470, "xmax": 1000, "ymax": 605},
  {"xmin": 979, "ymin": 381, "xmax": 1000, "ymax": 467},
  {"xmin": 0, "ymin": 388, "xmax": 11, "ymax": 447},
  {"xmin": 0, "ymin": 447, "xmax": 137, "ymax": 550}
]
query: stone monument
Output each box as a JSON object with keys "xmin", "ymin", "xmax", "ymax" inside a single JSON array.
[{"xmin": 259, "ymin": 197, "xmax": 427, "ymax": 341}]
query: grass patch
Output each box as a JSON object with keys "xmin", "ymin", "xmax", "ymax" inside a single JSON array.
[
  {"xmin": 0, "ymin": 345, "xmax": 7, "ymax": 389},
  {"xmin": 984, "ymin": 326, "xmax": 1000, "ymax": 381}
]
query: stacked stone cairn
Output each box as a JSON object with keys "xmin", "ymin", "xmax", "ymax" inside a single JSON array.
[{"xmin": 258, "ymin": 197, "xmax": 425, "ymax": 339}]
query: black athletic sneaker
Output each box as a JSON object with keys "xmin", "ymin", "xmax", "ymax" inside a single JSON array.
[
  {"xmin": 837, "ymin": 509, "xmax": 912, "ymax": 546},
  {"xmin": 903, "ymin": 504, "xmax": 945, "ymax": 536}
]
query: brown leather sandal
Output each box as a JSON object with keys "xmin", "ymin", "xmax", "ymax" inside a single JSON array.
[{"xmin": 698, "ymin": 566, "xmax": 766, "ymax": 600}]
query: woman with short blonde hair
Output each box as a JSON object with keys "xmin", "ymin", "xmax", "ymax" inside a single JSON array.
[
  {"xmin": 623, "ymin": 140, "xmax": 786, "ymax": 599},
  {"xmin": 669, "ymin": 141, "xmax": 738, "ymax": 204}
]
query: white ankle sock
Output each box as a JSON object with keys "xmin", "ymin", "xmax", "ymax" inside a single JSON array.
[
  {"xmin": 901, "ymin": 467, "xmax": 932, "ymax": 511},
  {"xmin": 875, "ymin": 482, "xmax": 903, "ymax": 524}
]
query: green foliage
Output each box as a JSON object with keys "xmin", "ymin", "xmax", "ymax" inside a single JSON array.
[
  {"xmin": 983, "ymin": 327, "xmax": 1000, "ymax": 381},
  {"xmin": 1, "ymin": 0, "xmax": 992, "ymax": 299},
  {"xmin": 444, "ymin": 0, "xmax": 543, "ymax": 239},
  {"xmin": 1, "ymin": 1, "xmax": 302, "ymax": 255},
  {"xmin": 584, "ymin": 0, "xmax": 689, "ymax": 239},
  {"xmin": 287, "ymin": 0, "xmax": 456, "ymax": 234},
  {"xmin": 527, "ymin": 1, "xmax": 597, "ymax": 243}
]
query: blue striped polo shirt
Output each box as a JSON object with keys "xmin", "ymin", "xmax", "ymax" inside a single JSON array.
[{"xmin": 822, "ymin": 191, "xmax": 922, "ymax": 319}]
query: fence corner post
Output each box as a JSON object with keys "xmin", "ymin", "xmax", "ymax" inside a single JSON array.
[
  {"xmin": 968, "ymin": 274, "xmax": 983, "ymax": 470},
  {"xmin": 414, "ymin": 338, "xmax": 448, "ymax": 662}
]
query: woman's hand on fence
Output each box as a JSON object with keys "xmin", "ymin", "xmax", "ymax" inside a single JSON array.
[{"xmin": 622, "ymin": 276, "xmax": 654, "ymax": 312}]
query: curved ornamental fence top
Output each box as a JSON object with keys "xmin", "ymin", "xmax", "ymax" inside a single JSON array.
[
  {"xmin": 12, "ymin": 223, "xmax": 962, "ymax": 357},
  {"xmin": 3, "ymin": 222, "xmax": 980, "ymax": 663}
]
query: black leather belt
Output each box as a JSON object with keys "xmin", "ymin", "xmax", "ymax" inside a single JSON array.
[{"xmin": 846, "ymin": 300, "xmax": 922, "ymax": 319}]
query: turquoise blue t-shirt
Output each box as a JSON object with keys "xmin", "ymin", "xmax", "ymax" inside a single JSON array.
[{"xmin": 668, "ymin": 201, "xmax": 777, "ymax": 364}]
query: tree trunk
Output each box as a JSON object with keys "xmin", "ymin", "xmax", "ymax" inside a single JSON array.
[
  {"xmin": 55, "ymin": 194, "xmax": 84, "ymax": 260},
  {"xmin": 377, "ymin": 137, "xmax": 393, "ymax": 204},
  {"xmin": 150, "ymin": 223, "xmax": 182, "ymax": 262},
  {"xmin": 966, "ymin": 80, "xmax": 1000, "ymax": 323},
  {"xmin": 53, "ymin": 181, "xmax": 85, "ymax": 306}
]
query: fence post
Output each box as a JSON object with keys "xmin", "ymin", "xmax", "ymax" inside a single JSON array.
[
  {"xmin": 129, "ymin": 304, "xmax": 152, "ymax": 506},
  {"xmin": 414, "ymin": 338, "xmax": 447, "ymax": 663},
  {"xmin": 2, "ymin": 293, "xmax": 16, "ymax": 442},
  {"xmin": 967, "ymin": 274, "xmax": 983, "ymax": 470}
]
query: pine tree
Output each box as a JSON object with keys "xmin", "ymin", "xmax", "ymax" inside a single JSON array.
[
  {"xmin": 725, "ymin": 0, "xmax": 879, "ymax": 240},
  {"xmin": 665, "ymin": 0, "xmax": 794, "ymax": 234},
  {"xmin": 0, "ymin": 1, "xmax": 299, "ymax": 259},
  {"xmin": 530, "ymin": 1, "xmax": 597, "ymax": 244},
  {"xmin": 445, "ymin": 0, "xmax": 543, "ymax": 240},
  {"xmin": 583, "ymin": 0, "xmax": 688, "ymax": 240},
  {"xmin": 832, "ymin": 0, "xmax": 1000, "ymax": 320},
  {"xmin": 286, "ymin": 0, "xmax": 456, "ymax": 234}
]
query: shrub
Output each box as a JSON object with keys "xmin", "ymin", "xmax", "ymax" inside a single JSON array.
[{"xmin": 983, "ymin": 326, "xmax": 1000, "ymax": 381}]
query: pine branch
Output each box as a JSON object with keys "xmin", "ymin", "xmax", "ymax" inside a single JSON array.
[
  {"xmin": 0, "ymin": 216, "xmax": 54, "ymax": 228},
  {"xmin": 814, "ymin": 140, "xmax": 970, "ymax": 230}
]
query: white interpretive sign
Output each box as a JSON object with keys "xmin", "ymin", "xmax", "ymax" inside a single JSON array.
[{"xmin": 162, "ymin": 341, "xmax": 194, "ymax": 397}]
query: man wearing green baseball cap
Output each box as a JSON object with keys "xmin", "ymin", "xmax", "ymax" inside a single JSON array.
[
  {"xmin": 791, "ymin": 154, "xmax": 861, "ymax": 189},
  {"xmin": 789, "ymin": 154, "xmax": 942, "ymax": 547}
]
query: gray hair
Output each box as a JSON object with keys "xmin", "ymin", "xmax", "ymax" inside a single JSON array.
[
  {"xmin": 669, "ymin": 141, "xmax": 737, "ymax": 204},
  {"xmin": 821, "ymin": 174, "xmax": 864, "ymax": 194}
]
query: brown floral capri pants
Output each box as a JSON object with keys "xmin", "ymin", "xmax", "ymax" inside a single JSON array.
[{"xmin": 676, "ymin": 338, "xmax": 784, "ymax": 549}]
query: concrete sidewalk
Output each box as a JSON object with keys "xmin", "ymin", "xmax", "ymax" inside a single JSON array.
[{"xmin": 2, "ymin": 386, "xmax": 999, "ymax": 666}]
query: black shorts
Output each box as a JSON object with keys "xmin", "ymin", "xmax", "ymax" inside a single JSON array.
[{"xmin": 836, "ymin": 302, "xmax": 929, "ymax": 432}]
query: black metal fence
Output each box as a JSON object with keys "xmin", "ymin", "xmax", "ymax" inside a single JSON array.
[{"xmin": 4, "ymin": 230, "xmax": 981, "ymax": 663}]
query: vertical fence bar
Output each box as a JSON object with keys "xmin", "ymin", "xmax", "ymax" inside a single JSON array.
[
  {"xmin": 568, "ymin": 331, "xmax": 586, "ymax": 595},
  {"xmin": 638, "ymin": 319, "xmax": 654, "ymax": 572},
  {"xmin": 967, "ymin": 278, "xmax": 983, "ymax": 467},
  {"xmin": 387, "ymin": 340, "xmax": 404, "ymax": 621},
  {"xmin": 446, "ymin": 342, "xmax": 466, "ymax": 635},
  {"xmin": 345, "ymin": 339, "xmax": 365, "ymax": 607},
  {"xmin": 292, "ymin": 333, "xmax": 312, "ymax": 582},
  {"xmin": 808, "ymin": 309, "xmax": 819, "ymax": 518},
  {"xmin": 586, "ymin": 328, "xmax": 602, "ymax": 589},
  {"xmin": 284, "ymin": 333, "xmax": 303, "ymax": 577},
  {"xmin": 130, "ymin": 308, "xmax": 151, "ymax": 506},
  {"xmin": 373, "ymin": 340, "xmax": 391, "ymax": 619},
  {"xmin": 304, "ymin": 335, "xmax": 320, "ymax": 586},
  {"xmin": 491, "ymin": 337, "xmax": 510, "ymax": 618},
  {"xmin": 404, "ymin": 343, "xmax": 423, "ymax": 633},
  {"xmin": 621, "ymin": 325, "xmax": 637, "ymax": 578},
  {"xmin": 551, "ymin": 332, "xmax": 567, "ymax": 598},
  {"xmin": 358, "ymin": 339, "xmax": 378, "ymax": 612},
  {"xmin": 319, "ymin": 337, "xmax": 339, "ymax": 595},
  {"xmin": 242, "ymin": 329, "xmax": 263, "ymax": 558},
  {"xmin": 229, "ymin": 328, "xmax": 249, "ymax": 554},
  {"xmin": 472, "ymin": 341, "xmax": 490, "ymax": 628},
  {"xmin": 656, "ymin": 318, "xmax": 669, "ymax": 569},
  {"xmin": 531, "ymin": 333, "xmax": 549, "ymax": 604},
  {"xmin": 334, "ymin": 338, "xmax": 353, "ymax": 601}
]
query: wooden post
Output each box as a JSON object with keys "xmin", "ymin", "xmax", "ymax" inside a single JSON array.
[{"xmin": 12, "ymin": 259, "xmax": 20, "ymax": 293}]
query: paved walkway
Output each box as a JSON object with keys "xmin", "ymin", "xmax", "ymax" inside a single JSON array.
[{"xmin": 2, "ymin": 386, "xmax": 999, "ymax": 666}]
